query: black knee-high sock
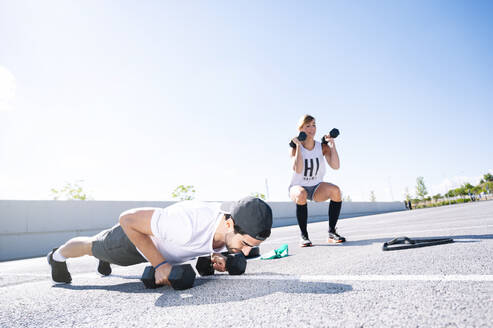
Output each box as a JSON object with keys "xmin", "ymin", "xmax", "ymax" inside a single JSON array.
[
  {"xmin": 296, "ymin": 204, "xmax": 308, "ymax": 238},
  {"xmin": 328, "ymin": 201, "xmax": 342, "ymax": 232}
]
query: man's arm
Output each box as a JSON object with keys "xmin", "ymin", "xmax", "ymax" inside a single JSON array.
[{"xmin": 119, "ymin": 209, "xmax": 171, "ymax": 285}]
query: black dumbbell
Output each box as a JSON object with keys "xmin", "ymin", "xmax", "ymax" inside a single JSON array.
[
  {"xmin": 196, "ymin": 252, "xmax": 247, "ymax": 276},
  {"xmin": 141, "ymin": 264, "xmax": 196, "ymax": 290},
  {"xmin": 321, "ymin": 128, "xmax": 340, "ymax": 144},
  {"xmin": 246, "ymin": 246, "xmax": 260, "ymax": 259},
  {"xmin": 289, "ymin": 131, "xmax": 307, "ymax": 148}
]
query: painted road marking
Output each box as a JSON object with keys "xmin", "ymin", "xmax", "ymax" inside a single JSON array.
[{"xmin": 200, "ymin": 274, "xmax": 493, "ymax": 282}]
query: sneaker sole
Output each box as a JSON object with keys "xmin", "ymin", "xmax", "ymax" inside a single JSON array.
[
  {"xmin": 327, "ymin": 239, "xmax": 343, "ymax": 244},
  {"xmin": 300, "ymin": 243, "xmax": 313, "ymax": 247}
]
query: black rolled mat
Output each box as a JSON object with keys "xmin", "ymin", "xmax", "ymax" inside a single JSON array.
[{"xmin": 382, "ymin": 236, "xmax": 454, "ymax": 251}]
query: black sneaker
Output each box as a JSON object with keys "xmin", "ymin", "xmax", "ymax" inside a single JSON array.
[
  {"xmin": 299, "ymin": 236, "xmax": 313, "ymax": 247},
  {"xmin": 98, "ymin": 260, "xmax": 112, "ymax": 276},
  {"xmin": 47, "ymin": 248, "xmax": 72, "ymax": 283},
  {"xmin": 328, "ymin": 230, "xmax": 346, "ymax": 243}
]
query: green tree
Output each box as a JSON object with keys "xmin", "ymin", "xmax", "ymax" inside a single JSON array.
[
  {"xmin": 250, "ymin": 192, "xmax": 266, "ymax": 200},
  {"xmin": 482, "ymin": 173, "xmax": 493, "ymax": 182},
  {"xmin": 482, "ymin": 181, "xmax": 493, "ymax": 193},
  {"xmin": 432, "ymin": 193, "xmax": 442, "ymax": 202},
  {"xmin": 471, "ymin": 186, "xmax": 482, "ymax": 195},
  {"xmin": 454, "ymin": 186, "xmax": 466, "ymax": 197},
  {"xmin": 415, "ymin": 176, "xmax": 428, "ymax": 200},
  {"xmin": 51, "ymin": 180, "xmax": 91, "ymax": 200},
  {"xmin": 369, "ymin": 190, "xmax": 376, "ymax": 202},
  {"xmin": 171, "ymin": 185, "xmax": 196, "ymax": 201},
  {"xmin": 445, "ymin": 189, "xmax": 456, "ymax": 198}
]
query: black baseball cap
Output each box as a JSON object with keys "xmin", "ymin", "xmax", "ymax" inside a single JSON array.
[{"xmin": 221, "ymin": 196, "xmax": 273, "ymax": 241}]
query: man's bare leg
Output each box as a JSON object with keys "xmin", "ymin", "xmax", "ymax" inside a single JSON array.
[
  {"xmin": 48, "ymin": 236, "xmax": 111, "ymax": 283},
  {"xmin": 57, "ymin": 236, "xmax": 94, "ymax": 259}
]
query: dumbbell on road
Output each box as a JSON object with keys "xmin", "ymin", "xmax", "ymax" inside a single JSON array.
[
  {"xmin": 246, "ymin": 246, "xmax": 260, "ymax": 258},
  {"xmin": 196, "ymin": 252, "xmax": 247, "ymax": 276},
  {"xmin": 141, "ymin": 264, "xmax": 196, "ymax": 290}
]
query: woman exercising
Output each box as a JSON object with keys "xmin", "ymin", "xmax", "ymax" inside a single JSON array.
[{"xmin": 289, "ymin": 114, "xmax": 345, "ymax": 247}]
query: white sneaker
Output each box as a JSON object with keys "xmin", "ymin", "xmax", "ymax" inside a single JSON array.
[
  {"xmin": 328, "ymin": 230, "xmax": 346, "ymax": 243},
  {"xmin": 299, "ymin": 236, "xmax": 313, "ymax": 247}
]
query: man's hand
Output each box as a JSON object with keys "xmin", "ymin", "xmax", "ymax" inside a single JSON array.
[
  {"xmin": 154, "ymin": 263, "xmax": 172, "ymax": 286},
  {"xmin": 211, "ymin": 254, "xmax": 227, "ymax": 272}
]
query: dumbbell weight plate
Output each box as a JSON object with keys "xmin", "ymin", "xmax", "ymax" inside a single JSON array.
[
  {"xmin": 246, "ymin": 246, "xmax": 260, "ymax": 259},
  {"xmin": 141, "ymin": 266, "xmax": 158, "ymax": 289},
  {"xmin": 168, "ymin": 264, "xmax": 196, "ymax": 290},
  {"xmin": 196, "ymin": 256, "xmax": 214, "ymax": 276},
  {"xmin": 226, "ymin": 253, "xmax": 247, "ymax": 275}
]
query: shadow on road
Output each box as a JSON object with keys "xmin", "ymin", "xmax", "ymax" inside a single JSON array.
[
  {"xmin": 54, "ymin": 272, "xmax": 352, "ymax": 307},
  {"xmin": 154, "ymin": 274, "xmax": 352, "ymax": 307},
  {"xmin": 53, "ymin": 281, "xmax": 165, "ymax": 293}
]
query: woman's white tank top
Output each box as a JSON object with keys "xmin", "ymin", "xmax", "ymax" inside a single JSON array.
[{"xmin": 290, "ymin": 141, "xmax": 326, "ymax": 187}]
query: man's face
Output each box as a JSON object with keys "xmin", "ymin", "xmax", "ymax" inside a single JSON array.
[{"xmin": 224, "ymin": 231, "xmax": 262, "ymax": 256}]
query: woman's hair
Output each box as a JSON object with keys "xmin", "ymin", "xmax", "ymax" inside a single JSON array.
[{"xmin": 297, "ymin": 114, "xmax": 315, "ymax": 131}]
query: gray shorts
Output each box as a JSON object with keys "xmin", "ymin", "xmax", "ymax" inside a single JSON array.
[
  {"xmin": 289, "ymin": 183, "xmax": 322, "ymax": 201},
  {"xmin": 91, "ymin": 224, "xmax": 147, "ymax": 266}
]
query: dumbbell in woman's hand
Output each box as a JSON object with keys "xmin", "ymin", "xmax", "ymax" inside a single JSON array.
[
  {"xmin": 321, "ymin": 128, "xmax": 340, "ymax": 145},
  {"xmin": 289, "ymin": 131, "xmax": 307, "ymax": 148}
]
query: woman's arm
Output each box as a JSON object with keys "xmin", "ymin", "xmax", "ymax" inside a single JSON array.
[
  {"xmin": 290, "ymin": 137, "xmax": 303, "ymax": 174},
  {"xmin": 322, "ymin": 137, "xmax": 340, "ymax": 170}
]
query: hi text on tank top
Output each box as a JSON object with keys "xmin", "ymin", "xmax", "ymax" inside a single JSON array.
[{"xmin": 290, "ymin": 141, "xmax": 326, "ymax": 187}]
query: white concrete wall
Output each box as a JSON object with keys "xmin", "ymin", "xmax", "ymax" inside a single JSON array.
[{"xmin": 0, "ymin": 200, "xmax": 405, "ymax": 261}]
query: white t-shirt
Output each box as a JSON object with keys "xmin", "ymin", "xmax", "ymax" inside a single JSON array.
[
  {"xmin": 290, "ymin": 141, "xmax": 326, "ymax": 187},
  {"xmin": 138, "ymin": 201, "xmax": 227, "ymax": 264}
]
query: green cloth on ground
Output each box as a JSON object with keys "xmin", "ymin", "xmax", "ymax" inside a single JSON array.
[{"xmin": 260, "ymin": 243, "xmax": 289, "ymax": 260}]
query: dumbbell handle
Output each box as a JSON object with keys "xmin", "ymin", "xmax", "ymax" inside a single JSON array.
[
  {"xmin": 196, "ymin": 253, "xmax": 246, "ymax": 276},
  {"xmin": 197, "ymin": 254, "xmax": 232, "ymax": 272}
]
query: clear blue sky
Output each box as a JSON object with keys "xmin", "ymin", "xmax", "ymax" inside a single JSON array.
[{"xmin": 1, "ymin": 1, "xmax": 492, "ymax": 201}]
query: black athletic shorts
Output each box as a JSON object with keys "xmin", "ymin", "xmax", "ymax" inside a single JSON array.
[{"xmin": 91, "ymin": 224, "xmax": 147, "ymax": 266}]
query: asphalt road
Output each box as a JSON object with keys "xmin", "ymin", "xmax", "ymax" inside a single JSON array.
[{"xmin": 1, "ymin": 201, "xmax": 492, "ymax": 328}]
